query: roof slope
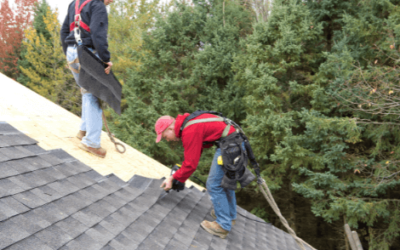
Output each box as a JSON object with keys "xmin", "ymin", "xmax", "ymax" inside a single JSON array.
[
  {"xmin": 0, "ymin": 122, "xmax": 311, "ymax": 250},
  {"xmin": 0, "ymin": 73, "xmax": 200, "ymax": 189}
]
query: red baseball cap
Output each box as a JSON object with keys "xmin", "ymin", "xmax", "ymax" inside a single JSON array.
[{"xmin": 155, "ymin": 116, "xmax": 175, "ymax": 143}]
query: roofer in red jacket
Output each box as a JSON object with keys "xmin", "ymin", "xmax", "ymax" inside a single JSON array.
[
  {"xmin": 60, "ymin": 0, "xmax": 114, "ymax": 158},
  {"xmin": 156, "ymin": 112, "xmax": 238, "ymax": 239}
]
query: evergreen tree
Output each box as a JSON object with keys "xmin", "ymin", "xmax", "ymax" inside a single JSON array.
[
  {"xmin": 304, "ymin": 0, "xmax": 400, "ymax": 249},
  {"xmin": 19, "ymin": 5, "xmax": 81, "ymax": 114},
  {"xmin": 234, "ymin": 0, "xmax": 400, "ymax": 249},
  {"xmin": 18, "ymin": 0, "xmax": 51, "ymax": 86},
  {"xmin": 111, "ymin": 0, "xmax": 254, "ymax": 184},
  {"xmin": 108, "ymin": 0, "xmax": 161, "ymax": 84}
]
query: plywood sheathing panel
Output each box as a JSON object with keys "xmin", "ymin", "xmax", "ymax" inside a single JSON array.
[{"xmin": 0, "ymin": 73, "xmax": 203, "ymax": 190}]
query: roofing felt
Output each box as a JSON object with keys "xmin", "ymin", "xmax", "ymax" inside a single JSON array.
[{"xmin": 0, "ymin": 122, "xmax": 312, "ymax": 250}]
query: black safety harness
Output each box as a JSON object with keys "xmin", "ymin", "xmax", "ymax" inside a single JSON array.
[{"xmin": 179, "ymin": 110, "xmax": 261, "ymax": 190}]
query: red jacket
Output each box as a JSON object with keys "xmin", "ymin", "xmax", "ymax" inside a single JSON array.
[{"xmin": 172, "ymin": 113, "xmax": 236, "ymax": 183}]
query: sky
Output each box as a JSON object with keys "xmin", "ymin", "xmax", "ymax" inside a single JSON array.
[
  {"xmin": 46, "ymin": 0, "xmax": 71, "ymax": 24},
  {"xmin": 4, "ymin": 0, "xmax": 105, "ymax": 24}
]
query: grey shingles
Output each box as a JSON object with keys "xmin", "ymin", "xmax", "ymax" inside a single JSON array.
[
  {"xmin": 0, "ymin": 151, "xmax": 9, "ymax": 162},
  {"xmin": 48, "ymin": 179, "xmax": 80, "ymax": 197},
  {"xmin": 19, "ymin": 172, "xmax": 50, "ymax": 188},
  {"xmin": 23, "ymin": 156, "xmax": 52, "ymax": 171},
  {"xmin": 55, "ymin": 217, "xmax": 88, "ymax": 239},
  {"xmin": 0, "ymin": 147, "xmax": 33, "ymax": 161},
  {"xmin": 38, "ymin": 153, "xmax": 64, "ymax": 166},
  {"xmin": 127, "ymin": 175, "xmax": 153, "ymax": 190},
  {"xmin": 40, "ymin": 203, "xmax": 69, "ymax": 223},
  {"xmin": 0, "ymin": 178, "xmax": 25, "ymax": 198},
  {"xmin": 108, "ymin": 237, "xmax": 138, "ymax": 250},
  {"xmin": 23, "ymin": 145, "xmax": 46, "ymax": 155},
  {"xmin": 53, "ymin": 194, "xmax": 86, "ymax": 216},
  {"xmin": 83, "ymin": 170, "xmax": 105, "ymax": 183},
  {"xmin": 8, "ymin": 214, "xmax": 44, "ymax": 235},
  {"xmin": 106, "ymin": 174, "xmax": 127, "ymax": 187},
  {"xmin": 0, "ymin": 123, "xmax": 19, "ymax": 134},
  {"xmin": 0, "ymin": 199, "xmax": 19, "ymax": 220},
  {"xmin": 85, "ymin": 224, "xmax": 114, "ymax": 247},
  {"xmin": 48, "ymin": 149, "xmax": 76, "ymax": 163},
  {"xmin": 72, "ymin": 208, "xmax": 102, "ymax": 228},
  {"xmin": 0, "ymin": 236, "xmax": 16, "ymax": 250},
  {"xmin": 5, "ymin": 235, "xmax": 53, "ymax": 250},
  {"xmin": 11, "ymin": 158, "xmax": 38, "ymax": 174},
  {"xmin": 110, "ymin": 234, "xmax": 139, "ymax": 249},
  {"xmin": 30, "ymin": 185, "xmax": 63, "ymax": 203},
  {"xmin": 0, "ymin": 134, "xmax": 37, "ymax": 147},
  {"xmin": 0, "ymin": 219, "xmax": 30, "ymax": 243},
  {"xmin": 22, "ymin": 209, "xmax": 51, "ymax": 231},
  {"xmin": 13, "ymin": 191, "xmax": 47, "ymax": 209},
  {"xmin": 0, "ymin": 123, "xmax": 313, "ymax": 250},
  {"xmin": 0, "ymin": 162, "xmax": 19, "ymax": 178},
  {"xmin": 66, "ymin": 175, "xmax": 93, "ymax": 190},
  {"xmin": 85, "ymin": 200, "xmax": 117, "ymax": 219},
  {"xmin": 31, "ymin": 169, "xmax": 58, "ymax": 184},
  {"xmin": 41, "ymin": 166, "xmax": 67, "ymax": 180},
  {"xmin": 8, "ymin": 175, "xmax": 35, "ymax": 191},
  {"xmin": 62, "ymin": 233, "xmax": 103, "ymax": 250},
  {"xmin": 1, "ymin": 197, "xmax": 30, "ymax": 214},
  {"xmin": 99, "ymin": 213, "xmax": 129, "ymax": 236},
  {"xmin": 67, "ymin": 161, "xmax": 92, "ymax": 175},
  {"xmin": 34, "ymin": 225, "xmax": 73, "ymax": 249}
]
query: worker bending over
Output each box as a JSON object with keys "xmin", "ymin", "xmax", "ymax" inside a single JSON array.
[{"xmin": 156, "ymin": 111, "xmax": 257, "ymax": 239}]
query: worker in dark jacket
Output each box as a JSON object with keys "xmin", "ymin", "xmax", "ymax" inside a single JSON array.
[
  {"xmin": 156, "ymin": 113, "xmax": 237, "ymax": 239},
  {"xmin": 60, "ymin": 0, "xmax": 114, "ymax": 158}
]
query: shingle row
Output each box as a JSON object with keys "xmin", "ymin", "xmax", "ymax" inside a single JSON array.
[{"xmin": 0, "ymin": 122, "xmax": 313, "ymax": 250}]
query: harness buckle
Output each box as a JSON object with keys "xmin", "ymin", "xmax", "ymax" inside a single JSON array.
[
  {"xmin": 74, "ymin": 14, "xmax": 82, "ymax": 23},
  {"xmin": 74, "ymin": 27, "xmax": 82, "ymax": 45}
]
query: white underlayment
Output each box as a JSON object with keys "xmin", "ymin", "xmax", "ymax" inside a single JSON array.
[{"xmin": 0, "ymin": 73, "xmax": 202, "ymax": 190}]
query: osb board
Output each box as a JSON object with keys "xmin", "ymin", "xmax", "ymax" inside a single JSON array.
[{"xmin": 0, "ymin": 73, "xmax": 203, "ymax": 190}]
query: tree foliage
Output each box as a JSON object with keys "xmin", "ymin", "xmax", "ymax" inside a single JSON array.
[
  {"xmin": 233, "ymin": 0, "xmax": 400, "ymax": 248},
  {"xmin": 0, "ymin": 0, "xmax": 37, "ymax": 79},
  {"xmin": 19, "ymin": 4, "xmax": 81, "ymax": 114},
  {"xmin": 108, "ymin": 0, "xmax": 162, "ymax": 84},
  {"xmin": 111, "ymin": 0, "xmax": 254, "ymax": 184},
  {"xmin": 18, "ymin": 0, "xmax": 52, "ymax": 86}
]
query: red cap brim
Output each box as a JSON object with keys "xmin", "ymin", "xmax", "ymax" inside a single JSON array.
[{"xmin": 156, "ymin": 133, "xmax": 162, "ymax": 143}]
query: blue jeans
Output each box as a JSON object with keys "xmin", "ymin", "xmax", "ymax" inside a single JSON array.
[
  {"xmin": 67, "ymin": 46, "xmax": 102, "ymax": 148},
  {"xmin": 207, "ymin": 147, "xmax": 237, "ymax": 231}
]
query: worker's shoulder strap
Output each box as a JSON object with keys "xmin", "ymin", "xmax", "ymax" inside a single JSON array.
[
  {"xmin": 70, "ymin": 0, "xmax": 92, "ymax": 33},
  {"xmin": 180, "ymin": 110, "xmax": 231, "ymax": 138}
]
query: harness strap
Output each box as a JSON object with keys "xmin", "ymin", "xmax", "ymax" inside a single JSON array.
[
  {"xmin": 183, "ymin": 117, "xmax": 232, "ymax": 138},
  {"xmin": 67, "ymin": 57, "xmax": 80, "ymax": 73},
  {"xmin": 70, "ymin": 0, "xmax": 92, "ymax": 33}
]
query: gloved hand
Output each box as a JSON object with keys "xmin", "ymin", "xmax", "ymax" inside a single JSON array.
[
  {"xmin": 170, "ymin": 164, "xmax": 185, "ymax": 192},
  {"xmin": 171, "ymin": 179, "xmax": 185, "ymax": 192}
]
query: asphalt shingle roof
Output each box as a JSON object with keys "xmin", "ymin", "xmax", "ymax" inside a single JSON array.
[{"xmin": 0, "ymin": 122, "xmax": 311, "ymax": 250}]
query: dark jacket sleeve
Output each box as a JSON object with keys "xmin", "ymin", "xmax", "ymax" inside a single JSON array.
[
  {"xmin": 60, "ymin": 7, "xmax": 71, "ymax": 55},
  {"xmin": 89, "ymin": 1, "xmax": 111, "ymax": 62}
]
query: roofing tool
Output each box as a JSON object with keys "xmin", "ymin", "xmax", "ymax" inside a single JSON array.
[{"xmin": 170, "ymin": 164, "xmax": 185, "ymax": 192}]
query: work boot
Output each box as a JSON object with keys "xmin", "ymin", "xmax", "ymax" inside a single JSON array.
[
  {"xmin": 79, "ymin": 143, "xmax": 107, "ymax": 158},
  {"xmin": 76, "ymin": 130, "xmax": 86, "ymax": 140},
  {"xmin": 200, "ymin": 220, "xmax": 229, "ymax": 239},
  {"xmin": 210, "ymin": 209, "xmax": 236, "ymax": 226}
]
